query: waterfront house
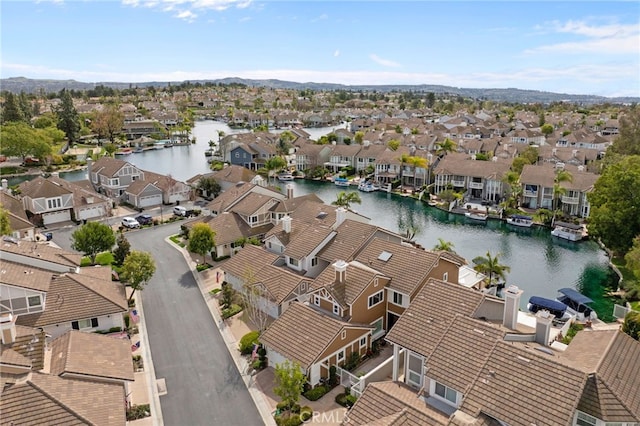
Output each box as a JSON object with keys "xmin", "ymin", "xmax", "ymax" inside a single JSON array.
[
  {"xmin": 432, "ymin": 153, "xmax": 511, "ymax": 203},
  {"xmin": 0, "ymin": 188, "xmax": 36, "ymax": 240},
  {"xmin": 325, "ymin": 144, "xmax": 362, "ymax": 173},
  {"xmin": 260, "ymin": 302, "xmax": 373, "ymax": 386},
  {"xmin": 88, "ymin": 157, "xmax": 145, "ymax": 200},
  {"xmin": 355, "ymin": 142, "xmax": 387, "ymax": 174},
  {"xmin": 122, "ymin": 119, "xmax": 166, "ymax": 140},
  {"xmin": 294, "ymin": 143, "xmax": 332, "ymax": 173},
  {"xmin": 519, "ymin": 163, "xmax": 597, "ymax": 217},
  {"xmin": 17, "ymin": 174, "xmax": 111, "ymax": 226}
]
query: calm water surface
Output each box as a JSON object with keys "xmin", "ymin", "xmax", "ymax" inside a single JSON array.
[{"xmin": 9, "ymin": 121, "xmax": 618, "ymax": 320}]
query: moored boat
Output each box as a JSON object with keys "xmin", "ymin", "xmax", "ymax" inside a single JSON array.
[
  {"xmin": 551, "ymin": 221, "xmax": 584, "ymax": 241},
  {"xmin": 527, "ymin": 296, "xmax": 572, "ymax": 324},
  {"xmin": 334, "ymin": 177, "xmax": 350, "ymax": 187},
  {"xmin": 506, "ymin": 214, "xmax": 533, "ymax": 228},
  {"xmin": 115, "ymin": 147, "xmax": 133, "ymax": 156},
  {"xmin": 465, "ymin": 210, "xmax": 488, "ymax": 221},
  {"xmin": 556, "ymin": 288, "xmax": 597, "ymax": 322},
  {"xmin": 358, "ymin": 180, "xmax": 380, "ymax": 192},
  {"xmin": 278, "ymin": 172, "xmax": 294, "ymax": 181}
]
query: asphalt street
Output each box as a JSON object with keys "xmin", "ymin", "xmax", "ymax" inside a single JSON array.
[{"xmin": 52, "ymin": 222, "xmax": 263, "ymax": 426}]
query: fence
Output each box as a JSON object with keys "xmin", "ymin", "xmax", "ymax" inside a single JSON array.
[
  {"xmin": 613, "ymin": 304, "xmax": 633, "ymax": 320},
  {"xmin": 335, "ymin": 366, "xmax": 365, "ymax": 397}
]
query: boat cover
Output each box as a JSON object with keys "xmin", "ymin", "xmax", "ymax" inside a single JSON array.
[
  {"xmin": 511, "ymin": 214, "xmax": 532, "ymax": 220},
  {"xmin": 528, "ymin": 296, "xmax": 567, "ymax": 313},
  {"xmin": 558, "ymin": 288, "xmax": 593, "ymax": 304},
  {"xmin": 554, "ymin": 221, "xmax": 582, "ymax": 230}
]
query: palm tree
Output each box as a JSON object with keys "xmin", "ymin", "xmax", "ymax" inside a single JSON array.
[
  {"xmin": 409, "ymin": 155, "xmax": 428, "ymax": 191},
  {"xmin": 398, "ymin": 153, "xmax": 411, "ymax": 191},
  {"xmin": 551, "ymin": 169, "xmax": 573, "ymax": 225},
  {"xmin": 332, "ymin": 191, "xmax": 362, "ymax": 210},
  {"xmin": 435, "ymin": 138, "xmax": 457, "ymax": 157},
  {"xmin": 433, "ymin": 238, "xmax": 455, "ymax": 253},
  {"xmin": 502, "ymin": 170, "xmax": 521, "ymax": 209},
  {"xmin": 472, "ymin": 251, "xmax": 511, "ymax": 288},
  {"xmin": 264, "ymin": 156, "xmax": 287, "ymax": 184}
]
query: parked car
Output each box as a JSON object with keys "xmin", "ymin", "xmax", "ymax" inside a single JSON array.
[
  {"xmin": 135, "ymin": 214, "xmax": 153, "ymax": 225},
  {"xmin": 121, "ymin": 217, "xmax": 140, "ymax": 228},
  {"xmin": 173, "ymin": 206, "xmax": 188, "ymax": 217}
]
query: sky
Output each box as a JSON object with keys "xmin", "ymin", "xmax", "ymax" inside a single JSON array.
[{"xmin": 1, "ymin": 1, "xmax": 639, "ymax": 98}]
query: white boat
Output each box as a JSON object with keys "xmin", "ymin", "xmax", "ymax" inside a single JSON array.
[
  {"xmin": 334, "ymin": 177, "xmax": 350, "ymax": 187},
  {"xmin": 551, "ymin": 221, "xmax": 584, "ymax": 241},
  {"xmin": 114, "ymin": 147, "xmax": 133, "ymax": 156},
  {"xmin": 506, "ymin": 214, "xmax": 533, "ymax": 228},
  {"xmin": 358, "ymin": 181, "xmax": 380, "ymax": 192},
  {"xmin": 557, "ymin": 288, "xmax": 598, "ymax": 322},
  {"xmin": 465, "ymin": 211, "xmax": 488, "ymax": 221},
  {"xmin": 527, "ymin": 296, "xmax": 572, "ymax": 324},
  {"xmin": 277, "ymin": 172, "xmax": 294, "ymax": 181},
  {"xmin": 153, "ymin": 141, "xmax": 165, "ymax": 150}
]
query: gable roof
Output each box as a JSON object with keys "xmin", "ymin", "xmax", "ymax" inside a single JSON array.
[
  {"xmin": 283, "ymin": 224, "xmax": 334, "ymax": 260},
  {"xmin": 459, "ymin": 341, "xmax": 587, "ymax": 425},
  {"xmin": 206, "ymin": 182, "xmax": 255, "ymax": 213},
  {"xmin": 354, "ymin": 238, "xmax": 440, "ymax": 296},
  {"xmin": 317, "ymin": 220, "xmax": 386, "ymax": 263},
  {"xmin": 186, "ymin": 212, "xmax": 273, "ymax": 246},
  {"xmin": 18, "ymin": 176, "xmax": 72, "ymax": 198},
  {"xmin": 0, "ymin": 191, "xmax": 32, "ymax": 231},
  {"xmin": 209, "ymin": 164, "xmax": 258, "ymax": 184},
  {"xmin": 0, "ymin": 326, "xmax": 47, "ymax": 371},
  {"xmin": 385, "ymin": 278, "xmax": 486, "ymax": 357},
  {"xmin": 254, "ymin": 264, "xmax": 310, "ymax": 304},
  {"xmin": 231, "ymin": 191, "xmax": 279, "ymax": 216},
  {"xmin": 16, "ymin": 273, "xmax": 127, "ymax": 328},
  {"xmin": 344, "ymin": 381, "xmax": 449, "ymax": 426},
  {"xmin": 0, "ymin": 259, "xmax": 53, "ymax": 292},
  {"xmin": 0, "ymin": 372, "xmax": 126, "ymax": 425},
  {"xmin": 0, "ymin": 240, "xmax": 82, "ymax": 270},
  {"xmin": 221, "ymin": 244, "xmax": 279, "ymax": 279},
  {"xmin": 311, "ymin": 261, "xmax": 384, "ymax": 308},
  {"xmin": 260, "ymin": 302, "xmax": 369, "ymax": 370},
  {"xmin": 90, "ymin": 156, "xmax": 134, "ymax": 178},
  {"xmin": 49, "ymin": 331, "xmax": 134, "ymax": 382}
]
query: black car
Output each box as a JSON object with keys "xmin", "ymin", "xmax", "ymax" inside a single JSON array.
[{"xmin": 135, "ymin": 214, "xmax": 153, "ymax": 225}]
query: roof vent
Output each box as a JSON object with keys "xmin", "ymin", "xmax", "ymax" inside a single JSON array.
[{"xmin": 378, "ymin": 251, "xmax": 392, "ymax": 262}]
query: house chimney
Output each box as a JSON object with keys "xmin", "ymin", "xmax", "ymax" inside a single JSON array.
[
  {"xmin": 282, "ymin": 215, "xmax": 292, "ymax": 234},
  {"xmin": 335, "ymin": 207, "xmax": 346, "ymax": 228},
  {"xmin": 1, "ymin": 313, "xmax": 17, "ymax": 345},
  {"xmin": 535, "ymin": 310, "xmax": 553, "ymax": 346},
  {"xmin": 333, "ymin": 260, "xmax": 347, "ymax": 284},
  {"xmin": 286, "ymin": 184, "xmax": 294, "ymax": 199},
  {"xmin": 1, "ymin": 178, "xmax": 7, "ymax": 192},
  {"xmin": 502, "ymin": 285, "xmax": 523, "ymax": 330}
]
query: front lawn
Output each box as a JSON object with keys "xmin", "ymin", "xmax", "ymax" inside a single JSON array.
[{"xmin": 80, "ymin": 251, "xmax": 115, "ymax": 266}]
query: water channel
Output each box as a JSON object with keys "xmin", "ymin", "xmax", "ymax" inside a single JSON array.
[{"xmin": 9, "ymin": 120, "xmax": 619, "ymax": 321}]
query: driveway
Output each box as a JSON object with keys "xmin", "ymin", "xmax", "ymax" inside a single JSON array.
[{"xmin": 52, "ymin": 222, "xmax": 263, "ymax": 426}]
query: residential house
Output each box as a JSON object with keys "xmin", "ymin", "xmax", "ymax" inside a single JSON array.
[
  {"xmin": 122, "ymin": 119, "xmax": 166, "ymax": 140},
  {"xmin": 508, "ymin": 129, "xmax": 545, "ymax": 145},
  {"xmin": 325, "ymin": 144, "xmax": 362, "ymax": 173},
  {"xmin": 18, "ymin": 174, "xmax": 111, "ymax": 226},
  {"xmin": 188, "ymin": 165, "xmax": 260, "ymax": 194},
  {"xmin": 295, "ymin": 143, "xmax": 331, "ymax": 173},
  {"xmin": 355, "ymin": 142, "xmax": 387, "ymax": 174},
  {"xmin": 433, "ymin": 154, "xmax": 511, "ymax": 202},
  {"xmin": 260, "ymin": 302, "xmax": 373, "ymax": 386},
  {"xmin": 0, "ymin": 188, "xmax": 36, "ymax": 240},
  {"xmin": 88, "ymin": 157, "xmax": 145, "ymax": 200},
  {"xmin": 135, "ymin": 171, "xmax": 191, "ymax": 205},
  {"xmin": 520, "ymin": 163, "xmax": 597, "ymax": 217}
]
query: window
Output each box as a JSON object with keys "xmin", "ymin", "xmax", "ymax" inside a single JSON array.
[
  {"xmin": 337, "ymin": 350, "xmax": 345, "ymax": 361},
  {"xmin": 72, "ymin": 318, "xmax": 98, "ymax": 330},
  {"xmin": 341, "ymin": 330, "xmax": 346, "ymax": 340},
  {"xmin": 333, "ymin": 304, "xmax": 340, "ymax": 315},
  {"xmin": 392, "ymin": 291, "xmax": 403, "ymax": 306},
  {"xmin": 314, "ymin": 295, "xmax": 320, "ymax": 306},
  {"xmin": 442, "ymin": 272, "xmax": 448, "ymax": 282},
  {"xmin": 371, "ymin": 318, "xmax": 383, "ymax": 336},
  {"xmin": 235, "ymin": 152, "xmax": 240, "ymax": 158},
  {"xmin": 434, "ymin": 382, "xmax": 457, "ymax": 404},
  {"xmin": 47, "ymin": 198, "xmax": 62, "ymax": 209},
  {"xmin": 359, "ymin": 336, "xmax": 367, "ymax": 349},
  {"xmin": 288, "ymin": 257, "xmax": 299, "ymax": 267},
  {"xmin": 311, "ymin": 257, "xmax": 318, "ymax": 267},
  {"xmin": 368, "ymin": 290, "xmax": 384, "ymax": 308},
  {"xmin": 27, "ymin": 296, "xmax": 41, "ymax": 307},
  {"xmin": 576, "ymin": 412, "xmax": 597, "ymax": 426}
]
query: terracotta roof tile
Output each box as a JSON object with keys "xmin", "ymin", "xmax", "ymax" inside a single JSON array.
[
  {"xmin": 0, "ymin": 259, "xmax": 53, "ymax": 292},
  {"xmin": 283, "ymin": 225, "xmax": 334, "ymax": 260},
  {"xmin": 311, "ymin": 261, "xmax": 383, "ymax": 307},
  {"xmin": 1, "ymin": 240, "xmax": 82, "ymax": 270},
  {"xmin": 254, "ymin": 264, "xmax": 310, "ymax": 304},
  {"xmin": 221, "ymin": 245, "xmax": 279, "ymax": 279}
]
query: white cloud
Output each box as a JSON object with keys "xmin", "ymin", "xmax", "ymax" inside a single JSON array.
[
  {"xmin": 176, "ymin": 9, "xmax": 197, "ymax": 21},
  {"xmin": 369, "ymin": 54, "xmax": 401, "ymax": 68},
  {"xmin": 526, "ymin": 20, "xmax": 640, "ymax": 55},
  {"xmin": 121, "ymin": 0, "xmax": 252, "ymax": 17},
  {"xmin": 311, "ymin": 13, "xmax": 328, "ymax": 23},
  {"xmin": 3, "ymin": 62, "xmax": 638, "ymax": 97},
  {"xmin": 334, "ymin": 50, "xmax": 340, "ymax": 57}
]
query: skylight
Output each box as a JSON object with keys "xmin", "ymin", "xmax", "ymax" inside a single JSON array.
[{"xmin": 378, "ymin": 251, "xmax": 392, "ymax": 261}]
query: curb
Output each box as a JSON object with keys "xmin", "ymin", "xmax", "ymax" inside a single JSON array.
[{"xmin": 166, "ymin": 236, "xmax": 277, "ymax": 426}]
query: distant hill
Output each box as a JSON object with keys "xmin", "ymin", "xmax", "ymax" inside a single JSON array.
[{"xmin": 1, "ymin": 76, "xmax": 638, "ymax": 104}]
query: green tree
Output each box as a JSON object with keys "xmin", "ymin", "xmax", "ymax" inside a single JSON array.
[
  {"xmin": 433, "ymin": 238, "xmax": 455, "ymax": 253},
  {"xmin": 273, "ymin": 360, "xmax": 306, "ymax": 411},
  {"xmin": 277, "ymin": 131, "xmax": 295, "ymax": 155},
  {"xmin": 625, "ymin": 236, "xmax": 640, "ymax": 281},
  {"xmin": 472, "ymin": 251, "xmax": 511, "ymax": 287},
  {"xmin": 551, "ymin": 169, "xmax": 573, "ymax": 224},
  {"xmin": 56, "ymin": 89, "xmax": 81, "ymax": 145},
  {"xmin": 435, "ymin": 138, "xmax": 457, "ymax": 157},
  {"xmin": 71, "ymin": 221, "xmax": 116, "ymax": 265},
  {"xmin": 188, "ymin": 223, "xmax": 216, "ymax": 263},
  {"xmin": 92, "ymin": 105, "xmax": 124, "ymax": 143},
  {"xmin": 263, "ymin": 156, "xmax": 287, "ymax": 184},
  {"xmin": 387, "ymin": 139, "xmax": 400, "ymax": 151},
  {"xmin": 112, "ymin": 231, "xmax": 131, "ymax": 266},
  {"xmin": 197, "ymin": 176, "xmax": 222, "ymax": 199},
  {"xmin": 398, "ymin": 153, "xmax": 411, "ymax": 190},
  {"xmin": 104, "ymin": 143, "xmax": 118, "ymax": 157},
  {"xmin": 0, "ymin": 208, "xmax": 12, "ymax": 236},
  {"xmin": 0, "ymin": 92, "xmax": 25, "ymax": 123},
  {"xmin": 0, "ymin": 122, "xmax": 53, "ymax": 161},
  {"xmin": 610, "ymin": 107, "xmax": 640, "ymax": 156},
  {"xmin": 426, "ymin": 92, "xmax": 435, "ymax": 108},
  {"xmin": 354, "ymin": 131, "xmax": 364, "ymax": 145},
  {"xmin": 332, "ymin": 191, "xmax": 361, "ymax": 210},
  {"xmin": 521, "ymin": 146, "xmax": 539, "ymax": 165},
  {"xmin": 588, "ymin": 156, "xmax": 640, "ymax": 255},
  {"xmin": 408, "ymin": 155, "xmax": 428, "ymax": 190},
  {"xmin": 541, "ymin": 123, "xmax": 554, "ymax": 136},
  {"xmin": 121, "ymin": 251, "xmax": 156, "ymax": 303},
  {"xmin": 622, "ymin": 311, "xmax": 640, "ymax": 341}
]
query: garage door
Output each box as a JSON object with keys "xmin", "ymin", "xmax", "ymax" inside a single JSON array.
[
  {"xmin": 77, "ymin": 206, "xmax": 105, "ymax": 220},
  {"xmin": 266, "ymin": 348, "xmax": 288, "ymax": 369},
  {"xmin": 139, "ymin": 195, "xmax": 162, "ymax": 208},
  {"xmin": 43, "ymin": 210, "xmax": 71, "ymax": 225}
]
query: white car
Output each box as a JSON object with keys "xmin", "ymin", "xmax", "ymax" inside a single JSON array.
[
  {"xmin": 121, "ymin": 217, "xmax": 140, "ymax": 228},
  {"xmin": 173, "ymin": 206, "xmax": 188, "ymax": 217}
]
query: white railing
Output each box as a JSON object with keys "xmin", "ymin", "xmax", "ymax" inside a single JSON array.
[
  {"xmin": 468, "ymin": 182, "xmax": 483, "ymax": 189},
  {"xmin": 336, "ymin": 366, "xmax": 364, "ymax": 397},
  {"xmin": 561, "ymin": 195, "xmax": 580, "ymax": 204},
  {"xmin": 451, "ymin": 180, "xmax": 465, "ymax": 187},
  {"xmin": 613, "ymin": 304, "xmax": 632, "ymax": 320}
]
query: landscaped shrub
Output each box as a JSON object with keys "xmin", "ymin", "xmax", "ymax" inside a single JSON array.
[
  {"xmin": 328, "ymin": 365, "xmax": 338, "ymax": 386},
  {"xmin": 222, "ymin": 304, "xmax": 242, "ymax": 318},
  {"xmin": 239, "ymin": 331, "xmax": 260, "ymax": 355},
  {"xmin": 300, "ymin": 406, "xmax": 313, "ymax": 422},
  {"xmin": 126, "ymin": 404, "xmax": 150, "ymax": 421},
  {"xmin": 303, "ymin": 384, "xmax": 329, "ymax": 401},
  {"xmin": 344, "ymin": 352, "xmax": 361, "ymax": 371},
  {"xmin": 335, "ymin": 392, "xmax": 357, "ymax": 408}
]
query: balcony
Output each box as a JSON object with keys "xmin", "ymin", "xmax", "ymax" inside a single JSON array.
[
  {"xmin": 468, "ymin": 182, "xmax": 483, "ymax": 189},
  {"xmin": 561, "ymin": 195, "xmax": 580, "ymax": 205},
  {"xmin": 451, "ymin": 180, "xmax": 465, "ymax": 187},
  {"xmin": 524, "ymin": 190, "xmax": 538, "ymax": 197}
]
